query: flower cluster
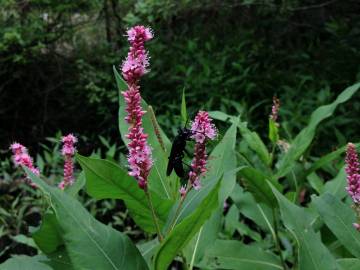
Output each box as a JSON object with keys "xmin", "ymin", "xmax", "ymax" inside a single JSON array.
[
  {"xmin": 345, "ymin": 143, "xmax": 360, "ymax": 203},
  {"xmin": 10, "ymin": 143, "xmax": 39, "ymax": 187},
  {"xmin": 345, "ymin": 143, "xmax": 360, "ymax": 231},
  {"xmin": 188, "ymin": 111, "xmax": 217, "ymax": 190},
  {"xmin": 122, "ymin": 25, "xmax": 153, "ymax": 84},
  {"xmin": 58, "ymin": 134, "xmax": 77, "ymax": 190},
  {"xmin": 121, "ymin": 26, "xmax": 153, "ymax": 190},
  {"xmin": 270, "ymin": 96, "xmax": 280, "ymax": 123}
]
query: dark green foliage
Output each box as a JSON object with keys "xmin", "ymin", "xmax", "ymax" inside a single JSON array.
[{"xmin": 1, "ymin": 0, "xmax": 359, "ymax": 151}]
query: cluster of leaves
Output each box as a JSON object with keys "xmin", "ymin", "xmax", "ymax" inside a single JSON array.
[{"xmin": 1, "ymin": 67, "xmax": 359, "ymax": 269}]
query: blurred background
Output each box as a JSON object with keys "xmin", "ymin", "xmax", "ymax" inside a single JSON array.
[
  {"xmin": 1, "ymin": 0, "xmax": 360, "ymax": 152},
  {"xmin": 1, "ymin": 0, "xmax": 360, "ymax": 263}
]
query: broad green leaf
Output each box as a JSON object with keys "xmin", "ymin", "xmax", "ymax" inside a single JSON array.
[
  {"xmin": 312, "ymin": 193, "xmax": 360, "ymax": 258},
  {"xmin": 231, "ymin": 184, "xmax": 274, "ymax": 232},
  {"xmin": 307, "ymin": 172, "xmax": 324, "ymax": 194},
  {"xmin": 181, "ymin": 88, "xmax": 187, "ymax": 125},
  {"xmin": 0, "ymin": 256, "xmax": 52, "ymax": 270},
  {"xmin": 114, "ymin": 66, "xmax": 175, "ymax": 199},
  {"xmin": 201, "ymin": 240, "xmax": 282, "ymax": 270},
  {"xmin": 137, "ymin": 239, "xmax": 159, "ymax": 268},
  {"xmin": 154, "ymin": 180, "xmax": 221, "ymax": 270},
  {"xmin": 163, "ymin": 174, "xmax": 221, "ymax": 232},
  {"xmin": 77, "ymin": 155, "xmax": 172, "ymax": 233},
  {"xmin": 24, "ymin": 167, "xmax": 148, "ymax": 270},
  {"xmin": 337, "ymin": 258, "xmax": 360, "ymax": 270},
  {"xmin": 12, "ymin": 235, "xmax": 37, "ymax": 250},
  {"xmin": 238, "ymin": 121, "xmax": 271, "ymax": 166},
  {"xmin": 32, "ymin": 212, "xmax": 62, "ymax": 254},
  {"xmin": 323, "ymin": 167, "xmax": 347, "ymax": 199},
  {"xmin": 207, "ymin": 119, "xmax": 238, "ymax": 201},
  {"xmin": 269, "ymin": 118, "xmax": 279, "ymax": 144},
  {"xmin": 276, "ymin": 82, "xmax": 360, "ymax": 178},
  {"xmin": 270, "ymin": 185, "xmax": 339, "ymax": 270},
  {"xmin": 239, "ymin": 167, "xmax": 281, "ymax": 207},
  {"xmin": 35, "ymin": 249, "xmax": 74, "ymax": 270}
]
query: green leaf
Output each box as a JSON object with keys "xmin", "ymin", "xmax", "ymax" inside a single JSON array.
[
  {"xmin": 201, "ymin": 240, "xmax": 282, "ymax": 270},
  {"xmin": 32, "ymin": 212, "xmax": 62, "ymax": 254},
  {"xmin": 77, "ymin": 155, "xmax": 172, "ymax": 233},
  {"xmin": 114, "ymin": 66, "xmax": 175, "ymax": 199},
  {"xmin": 238, "ymin": 121, "xmax": 271, "ymax": 166},
  {"xmin": 137, "ymin": 239, "xmax": 159, "ymax": 268},
  {"xmin": 231, "ymin": 184, "xmax": 274, "ymax": 233},
  {"xmin": 12, "ymin": 235, "xmax": 38, "ymax": 250},
  {"xmin": 323, "ymin": 167, "xmax": 347, "ymax": 199},
  {"xmin": 312, "ymin": 193, "xmax": 360, "ymax": 258},
  {"xmin": 269, "ymin": 118, "xmax": 279, "ymax": 144},
  {"xmin": 181, "ymin": 88, "xmax": 187, "ymax": 126},
  {"xmin": 35, "ymin": 249, "xmax": 74, "ymax": 270},
  {"xmin": 276, "ymin": 82, "xmax": 360, "ymax": 178},
  {"xmin": 24, "ymin": 167, "xmax": 148, "ymax": 270},
  {"xmin": 154, "ymin": 180, "xmax": 221, "ymax": 270},
  {"xmin": 270, "ymin": 184, "xmax": 339, "ymax": 270},
  {"xmin": 337, "ymin": 258, "xmax": 360, "ymax": 270},
  {"xmin": 0, "ymin": 256, "xmax": 52, "ymax": 270},
  {"xmin": 239, "ymin": 167, "xmax": 281, "ymax": 207}
]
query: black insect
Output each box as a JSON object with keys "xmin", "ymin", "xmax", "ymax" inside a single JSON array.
[{"xmin": 166, "ymin": 127, "xmax": 193, "ymax": 178}]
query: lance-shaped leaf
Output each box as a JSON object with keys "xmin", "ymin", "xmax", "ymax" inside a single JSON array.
[
  {"xmin": 24, "ymin": 167, "xmax": 148, "ymax": 270},
  {"xmin": 77, "ymin": 155, "xmax": 172, "ymax": 233},
  {"xmin": 239, "ymin": 166, "xmax": 281, "ymax": 207},
  {"xmin": 276, "ymin": 82, "xmax": 360, "ymax": 178},
  {"xmin": 201, "ymin": 240, "xmax": 282, "ymax": 270},
  {"xmin": 154, "ymin": 180, "xmax": 221, "ymax": 270},
  {"xmin": 270, "ymin": 184, "xmax": 339, "ymax": 270},
  {"xmin": 312, "ymin": 193, "xmax": 360, "ymax": 258}
]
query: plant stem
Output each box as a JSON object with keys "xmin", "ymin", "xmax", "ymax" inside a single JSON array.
[
  {"xmin": 145, "ymin": 190, "xmax": 163, "ymax": 242},
  {"xmin": 272, "ymin": 209, "xmax": 287, "ymax": 270},
  {"xmin": 148, "ymin": 105, "xmax": 166, "ymax": 153}
]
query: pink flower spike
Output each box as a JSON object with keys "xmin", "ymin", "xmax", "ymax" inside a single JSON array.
[
  {"xmin": 345, "ymin": 143, "xmax": 360, "ymax": 204},
  {"xmin": 10, "ymin": 142, "xmax": 39, "ymax": 187},
  {"xmin": 121, "ymin": 26, "xmax": 153, "ymax": 190},
  {"xmin": 270, "ymin": 96, "xmax": 280, "ymax": 123},
  {"xmin": 61, "ymin": 134, "xmax": 77, "ymax": 189},
  {"xmin": 188, "ymin": 111, "xmax": 217, "ymax": 190}
]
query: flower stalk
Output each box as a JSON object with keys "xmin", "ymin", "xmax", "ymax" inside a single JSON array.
[{"xmin": 121, "ymin": 25, "xmax": 163, "ymax": 240}]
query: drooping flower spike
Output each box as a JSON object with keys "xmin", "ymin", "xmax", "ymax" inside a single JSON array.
[
  {"xmin": 121, "ymin": 26, "xmax": 153, "ymax": 190},
  {"xmin": 58, "ymin": 134, "xmax": 77, "ymax": 190},
  {"xmin": 188, "ymin": 111, "xmax": 217, "ymax": 190},
  {"xmin": 10, "ymin": 142, "xmax": 39, "ymax": 187}
]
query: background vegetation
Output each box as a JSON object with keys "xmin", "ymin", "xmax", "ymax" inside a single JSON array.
[{"xmin": 1, "ymin": 0, "xmax": 360, "ymax": 265}]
